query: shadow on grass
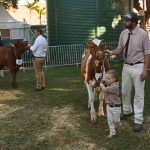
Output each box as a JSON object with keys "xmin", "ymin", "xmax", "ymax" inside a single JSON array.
[{"xmin": 0, "ymin": 64, "xmax": 150, "ymax": 149}]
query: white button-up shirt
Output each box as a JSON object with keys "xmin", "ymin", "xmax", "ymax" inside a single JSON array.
[{"xmin": 30, "ymin": 35, "xmax": 47, "ymax": 57}]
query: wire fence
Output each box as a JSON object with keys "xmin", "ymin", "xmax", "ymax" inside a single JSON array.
[{"xmin": 22, "ymin": 42, "xmax": 121, "ymax": 68}]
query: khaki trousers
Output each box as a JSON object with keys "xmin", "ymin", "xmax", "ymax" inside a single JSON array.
[
  {"xmin": 122, "ymin": 63, "xmax": 145, "ymax": 124},
  {"xmin": 33, "ymin": 57, "xmax": 45, "ymax": 89}
]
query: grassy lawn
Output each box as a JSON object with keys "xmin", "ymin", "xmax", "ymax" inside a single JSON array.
[{"xmin": 0, "ymin": 63, "xmax": 150, "ymax": 150}]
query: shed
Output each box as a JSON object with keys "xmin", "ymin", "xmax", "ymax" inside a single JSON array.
[{"xmin": 0, "ymin": 4, "xmax": 32, "ymax": 45}]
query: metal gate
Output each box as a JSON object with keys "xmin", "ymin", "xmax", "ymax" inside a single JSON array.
[{"xmin": 22, "ymin": 42, "xmax": 120, "ymax": 68}]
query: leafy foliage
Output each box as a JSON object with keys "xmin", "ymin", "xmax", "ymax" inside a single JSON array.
[
  {"xmin": 26, "ymin": 1, "xmax": 46, "ymax": 24},
  {"xmin": 34, "ymin": 6, "xmax": 46, "ymax": 24},
  {"xmin": 0, "ymin": 0, "xmax": 18, "ymax": 8}
]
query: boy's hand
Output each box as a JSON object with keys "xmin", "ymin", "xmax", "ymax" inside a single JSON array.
[{"xmin": 100, "ymin": 83, "xmax": 105, "ymax": 88}]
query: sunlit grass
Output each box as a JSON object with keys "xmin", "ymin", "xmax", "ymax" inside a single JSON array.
[
  {"xmin": 0, "ymin": 63, "xmax": 150, "ymax": 150},
  {"xmin": 49, "ymin": 88, "xmax": 80, "ymax": 92}
]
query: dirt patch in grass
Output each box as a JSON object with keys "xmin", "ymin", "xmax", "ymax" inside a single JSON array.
[
  {"xmin": 1, "ymin": 65, "xmax": 150, "ymax": 149},
  {"xmin": 0, "ymin": 90, "xmax": 25, "ymax": 118},
  {"xmin": 0, "ymin": 90, "xmax": 25, "ymax": 101}
]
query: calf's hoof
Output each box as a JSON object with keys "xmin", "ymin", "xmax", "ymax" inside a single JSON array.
[
  {"xmin": 91, "ymin": 115, "xmax": 97, "ymax": 123},
  {"xmin": 97, "ymin": 111, "xmax": 105, "ymax": 116}
]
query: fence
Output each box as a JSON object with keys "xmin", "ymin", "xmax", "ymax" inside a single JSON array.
[{"xmin": 22, "ymin": 42, "xmax": 120, "ymax": 68}]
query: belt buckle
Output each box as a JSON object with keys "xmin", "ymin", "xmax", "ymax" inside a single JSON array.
[
  {"xmin": 109, "ymin": 104, "xmax": 114, "ymax": 107},
  {"xmin": 127, "ymin": 62, "xmax": 135, "ymax": 65},
  {"xmin": 132, "ymin": 62, "xmax": 136, "ymax": 65}
]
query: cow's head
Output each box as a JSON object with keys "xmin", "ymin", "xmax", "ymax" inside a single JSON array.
[
  {"xmin": 12, "ymin": 39, "xmax": 29, "ymax": 66},
  {"xmin": 86, "ymin": 40, "xmax": 99, "ymax": 56},
  {"xmin": 96, "ymin": 40, "xmax": 107, "ymax": 60},
  {"xmin": 87, "ymin": 38, "xmax": 107, "ymax": 60},
  {"xmin": 15, "ymin": 40, "xmax": 29, "ymax": 51},
  {"xmin": 14, "ymin": 39, "xmax": 29, "ymax": 59},
  {"xmin": 88, "ymin": 39, "xmax": 108, "ymax": 69}
]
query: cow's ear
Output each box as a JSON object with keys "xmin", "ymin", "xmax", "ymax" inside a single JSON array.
[
  {"xmin": 101, "ymin": 41, "xmax": 107, "ymax": 49},
  {"xmin": 15, "ymin": 40, "xmax": 22, "ymax": 47},
  {"xmin": 104, "ymin": 41, "xmax": 108, "ymax": 45},
  {"xmin": 103, "ymin": 42, "xmax": 107, "ymax": 50},
  {"xmin": 104, "ymin": 41, "xmax": 108, "ymax": 49},
  {"xmin": 16, "ymin": 40, "xmax": 20, "ymax": 45}
]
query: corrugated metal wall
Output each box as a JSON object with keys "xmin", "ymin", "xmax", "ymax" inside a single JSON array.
[{"xmin": 47, "ymin": 0, "xmax": 129, "ymax": 45}]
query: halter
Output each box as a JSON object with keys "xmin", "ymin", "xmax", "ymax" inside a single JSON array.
[
  {"xmin": 101, "ymin": 54, "xmax": 107, "ymax": 79},
  {"xmin": 11, "ymin": 44, "xmax": 23, "ymax": 66}
]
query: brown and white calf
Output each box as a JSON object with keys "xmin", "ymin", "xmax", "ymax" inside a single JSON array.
[{"xmin": 81, "ymin": 38, "xmax": 110, "ymax": 123}]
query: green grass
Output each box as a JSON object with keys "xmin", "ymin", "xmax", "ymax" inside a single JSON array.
[{"xmin": 0, "ymin": 63, "xmax": 150, "ymax": 150}]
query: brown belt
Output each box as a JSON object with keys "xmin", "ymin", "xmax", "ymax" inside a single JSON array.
[
  {"xmin": 124, "ymin": 61, "xmax": 144, "ymax": 66},
  {"xmin": 108, "ymin": 104, "xmax": 121, "ymax": 108},
  {"xmin": 34, "ymin": 56, "xmax": 45, "ymax": 59}
]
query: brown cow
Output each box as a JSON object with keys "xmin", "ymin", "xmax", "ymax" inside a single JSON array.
[
  {"xmin": 0, "ymin": 40, "xmax": 29, "ymax": 88},
  {"xmin": 81, "ymin": 38, "xmax": 110, "ymax": 123}
]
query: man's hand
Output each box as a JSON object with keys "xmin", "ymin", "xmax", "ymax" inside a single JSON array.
[
  {"xmin": 104, "ymin": 50, "xmax": 113, "ymax": 56},
  {"xmin": 141, "ymin": 55, "xmax": 150, "ymax": 81},
  {"xmin": 141, "ymin": 69, "xmax": 148, "ymax": 81}
]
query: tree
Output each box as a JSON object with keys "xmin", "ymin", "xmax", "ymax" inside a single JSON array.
[
  {"xmin": 134, "ymin": 0, "xmax": 150, "ymax": 27},
  {"xmin": 35, "ymin": 6, "xmax": 46, "ymax": 24},
  {"xmin": 26, "ymin": 1, "xmax": 38, "ymax": 23}
]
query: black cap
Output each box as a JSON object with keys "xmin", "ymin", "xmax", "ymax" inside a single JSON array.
[{"xmin": 123, "ymin": 12, "xmax": 139, "ymax": 23}]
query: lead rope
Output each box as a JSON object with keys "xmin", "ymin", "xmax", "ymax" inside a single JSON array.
[
  {"xmin": 101, "ymin": 55, "xmax": 107, "ymax": 80},
  {"xmin": 12, "ymin": 45, "xmax": 23, "ymax": 66},
  {"xmin": 12, "ymin": 45, "xmax": 18, "ymax": 67},
  {"xmin": 12, "ymin": 45, "xmax": 17, "ymax": 58}
]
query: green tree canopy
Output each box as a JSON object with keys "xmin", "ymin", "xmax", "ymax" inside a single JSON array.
[
  {"xmin": 0, "ymin": 0, "xmax": 18, "ymax": 8},
  {"xmin": 35, "ymin": 6, "xmax": 46, "ymax": 24}
]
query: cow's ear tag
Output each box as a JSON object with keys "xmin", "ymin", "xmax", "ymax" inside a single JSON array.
[{"xmin": 16, "ymin": 59, "xmax": 23, "ymax": 65}]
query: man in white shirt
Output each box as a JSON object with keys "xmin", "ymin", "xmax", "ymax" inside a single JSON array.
[{"xmin": 30, "ymin": 28, "xmax": 47, "ymax": 91}]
